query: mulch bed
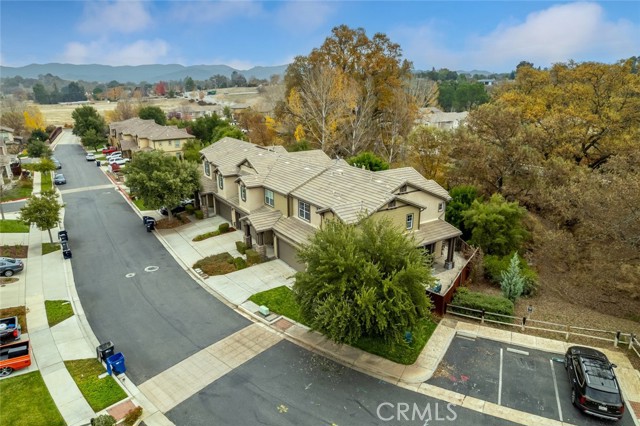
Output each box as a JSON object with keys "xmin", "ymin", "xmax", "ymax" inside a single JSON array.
[
  {"xmin": 155, "ymin": 215, "xmax": 192, "ymax": 229},
  {"xmin": 0, "ymin": 245, "xmax": 28, "ymax": 258}
]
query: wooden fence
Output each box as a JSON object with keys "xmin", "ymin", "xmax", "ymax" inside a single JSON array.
[
  {"xmin": 427, "ymin": 240, "xmax": 478, "ymax": 315},
  {"xmin": 447, "ymin": 304, "xmax": 639, "ymax": 359}
]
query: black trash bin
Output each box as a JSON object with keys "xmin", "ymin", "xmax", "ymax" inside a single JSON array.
[
  {"xmin": 146, "ymin": 219, "xmax": 156, "ymax": 232},
  {"xmin": 96, "ymin": 341, "xmax": 114, "ymax": 362},
  {"xmin": 61, "ymin": 241, "xmax": 72, "ymax": 259},
  {"xmin": 58, "ymin": 230, "xmax": 68, "ymax": 242},
  {"xmin": 142, "ymin": 216, "xmax": 153, "ymax": 225},
  {"xmin": 96, "ymin": 160, "xmax": 101, "ymax": 167}
]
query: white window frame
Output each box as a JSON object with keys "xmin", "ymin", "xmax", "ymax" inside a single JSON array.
[
  {"xmin": 406, "ymin": 213, "xmax": 414, "ymax": 230},
  {"xmin": 217, "ymin": 173, "xmax": 224, "ymax": 189},
  {"xmin": 240, "ymin": 185, "xmax": 246, "ymax": 202},
  {"xmin": 264, "ymin": 189, "xmax": 274, "ymax": 207},
  {"xmin": 204, "ymin": 161, "xmax": 210, "ymax": 176},
  {"xmin": 438, "ymin": 202, "xmax": 444, "ymax": 212},
  {"xmin": 298, "ymin": 200, "xmax": 311, "ymax": 222}
]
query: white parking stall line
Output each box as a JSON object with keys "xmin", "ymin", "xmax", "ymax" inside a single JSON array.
[
  {"xmin": 550, "ymin": 359, "xmax": 564, "ymax": 422},
  {"xmin": 498, "ymin": 347, "xmax": 504, "ymax": 406},
  {"xmin": 506, "ymin": 347, "xmax": 529, "ymax": 356}
]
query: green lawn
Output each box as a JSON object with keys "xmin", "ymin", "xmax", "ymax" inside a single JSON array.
[
  {"xmin": 132, "ymin": 198, "xmax": 146, "ymax": 210},
  {"xmin": 44, "ymin": 300, "xmax": 74, "ymax": 327},
  {"xmin": 0, "ymin": 180, "xmax": 33, "ymax": 202},
  {"xmin": 353, "ymin": 317, "xmax": 438, "ymax": 365},
  {"xmin": 249, "ymin": 286, "xmax": 304, "ymax": 324},
  {"xmin": 248, "ymin": 285, "xmax": 438, "ymax": 365},
  {"xmin": 42, "ymin": 242, "xmax": 61, "ymax": 255},
  {"xmin": 65, "ymin": 358, "xmax": 128, "ymax": 412},
  {"xmin": 40, "ymin": 172, "xmax": 53, "ymax": 192},
  {"xmin": 0, "ymin": 371, "xmax": 65, "ymax": 426},
  {"xmin": 0, "ymin": 220, "xmax": 30, "ymax": 233}
]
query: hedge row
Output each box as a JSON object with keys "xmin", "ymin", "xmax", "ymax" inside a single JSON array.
[{"xmin": 451, "ymin": 287, "xmax": 514, "ymax": 322}]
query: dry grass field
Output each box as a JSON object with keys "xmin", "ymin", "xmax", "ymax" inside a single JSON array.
[{"xmin": 38, "ymin": 87, "xmax": 265, "ymax": 126}]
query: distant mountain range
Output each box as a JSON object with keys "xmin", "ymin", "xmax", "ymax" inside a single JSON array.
[{"xmin": 0, "ymin": 63, "xmax": 289, "ymax": 83}]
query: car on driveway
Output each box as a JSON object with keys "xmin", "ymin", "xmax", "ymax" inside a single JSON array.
[
  {"xmin": 109, "ymin": 157, "xmax": 129, "ymax": 165},
  {"xmin": 102, "ymin": 146, "xmax": 118, "ymax": 155},
  {"xmin": 160, "ymin": 199, "xmax": 194, "ymax": 216},
  {"xmin": 54, "ymin": 173, "xmax": 66, "ymax": 185},
  {"xmin": 106, "ymin": 152, "xmax": 122, "ymax": 161},
  {"xmin": 0, "ymin": 257, "xmax": 24, "ymax": 277},
  {"xmin": 565, "ymin": 346, "xmax": 625, "ymax": 421},
  {"xmin": 86, "ymin": 153, "xmax": 96, "ymax": 161}
]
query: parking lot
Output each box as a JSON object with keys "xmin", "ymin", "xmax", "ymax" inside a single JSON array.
[{"xmin": 427, "ymin": 336, "xmax": 635, "ymax": 425}]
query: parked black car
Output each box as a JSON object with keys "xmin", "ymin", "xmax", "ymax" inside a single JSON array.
[
  {"xmin": 160, "ymin": 199, "xmax": 194, "ymax": 216},
  {"xmin": 565, "ymin": 346, "xmax": 625, "ymax": 421},
  {"xmin": 0, "ymin": 257, "xmax": 24, "ymax": 277},
  {"xmin": 54, "ymin": 173, "xmax": 66, "ymax": 185}
]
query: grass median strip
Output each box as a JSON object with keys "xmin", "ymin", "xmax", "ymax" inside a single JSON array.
[
  {"xmin": 0, "ymin": 371, "xmax": 65, "ymax": 426},
  {"xmin": 45, "ymin": 300, "xmax": 74, "ymax": 327},
  {"xmin": 40, "ymin": 172, "xmax": 52, "ymax": 192},
  {"xmin": 42, "ymin": 242, "xmax": 61, "ymax": 255},
  {"xmin": 64, "ymin": 358, "xmax": 128, "ymax": 412},
  {"xmin": 249, "ymin": 285, "xmax": 438, "ymax": 365}
]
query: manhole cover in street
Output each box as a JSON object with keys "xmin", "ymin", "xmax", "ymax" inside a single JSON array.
[
  {"xmin": 125, "ymin": 273, "xmax": 136, "ymax": 278},
  {"xmin": 144, "ymin": 266, "xmax": 159, "ymax": 272}
]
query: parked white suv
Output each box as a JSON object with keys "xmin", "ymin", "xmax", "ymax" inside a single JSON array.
[{"xmin": 106, "ymin": 152, "xmax": 122, "ymax": 161}]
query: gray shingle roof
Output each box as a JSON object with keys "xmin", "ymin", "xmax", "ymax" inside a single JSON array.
[
  {"xmin": 273, "ymin": 216, "xmax": 316, "ymax": 246},
  {"xmin": 244, "ymin": 208, "xmax": 283, "ymax": 232},
  {"xmin": 200, "ymin": 137, "xmax": 286, "ymax": 177},
  {"xmin": 411, "ymin": 220, "xmax": 462, "ymax": 246},
  {"xmin": 291, "ymin": 161, "xmax": 449, "ymax": 224},
  {"xmin": 109, "ymin": 117, "xmax": 193, "ymax": 142}
]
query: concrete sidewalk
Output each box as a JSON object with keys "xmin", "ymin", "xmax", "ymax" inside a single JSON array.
[{"xmin": 105, "ymin": 169, "xmax": 640, "ymax": 426}]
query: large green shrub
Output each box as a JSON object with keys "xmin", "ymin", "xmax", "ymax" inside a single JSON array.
[
  {"xmin": 91, "ymin": 414, "xmax": 116, "ymax": 426},
  {"xmin": 484, "ymin": 253, "xmax": 538, "ymax": 296},
  {"xmin": 185, "ymin": 204, "xmax": 195, "ymax": 214},
  {"xmin": 451, "ymin": 287, "xmax": 514, "ymax": 321},
  {"xmin": 235, "ymin": 241, "xmax": 247, "ymax": 254},
  {"xmin": 194, "ymin": 209, "xmax": 204, "ymax": 219},
  {"xmin": 218, "ymin": 222, "xmax": 230, "ymax": 233},
  {"xmin": 245, "ymin": 248, "xmax": 261, "ymax": 265}
]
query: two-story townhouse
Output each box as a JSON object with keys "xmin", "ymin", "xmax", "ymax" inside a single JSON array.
[
  {"xmin": 199, "ymin": 138, "xmax": 463, "ymax": 273},
  {"xmin": 108, "ymin": 118, "xmax": 194, "ymax": 158},
  {"xmin": 0, "ymin": 127, "xmax": 16, "ymax": 179}
]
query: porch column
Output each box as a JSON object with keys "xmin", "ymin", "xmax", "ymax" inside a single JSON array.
[
  {"xmin": 444, "ymin": 237, "xmax": 456, "ymax": 270},
  {"xmin": 244, "ymin": 223, "xmax": 252, "ymax": 247},
  {"xmin": 255, "ymin": 232, "xmax": 266, "ymax": 258}
]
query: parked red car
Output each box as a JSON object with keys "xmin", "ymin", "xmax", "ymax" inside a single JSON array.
[{"xmin": 102, "ymin": 146, "xmax": 118, "ymax": 155}]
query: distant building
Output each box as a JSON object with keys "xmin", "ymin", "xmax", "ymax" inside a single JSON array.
[
  {"xmin": 478, "ymin": 79, "xmax": 495, "ymax": 86},
  {"xmin": 417, "ymin": 108, "xmax": 468, "ymax": 130},
  {"xmin": 108, "ymin": 118, "xmax": 195, "ymax": 159}
]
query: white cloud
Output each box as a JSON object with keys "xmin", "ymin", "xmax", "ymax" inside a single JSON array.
[
  {"xmin": 171, "ymin": 1, "xmax": 264, "ymax": 23},
  {"xmin": 78, "ymin": 1, "xmax": 153, "ymax": 35},
  {"xmin": 61, "ymin": 39, "xmax": 170, "ymax": 66},
  {"xmin": 397, "ymin": 2, "xmax": 639, "ymax": 71},
  {"xmin": 274, "ymin": 1, "xmax": 336, "ymax": 33}
]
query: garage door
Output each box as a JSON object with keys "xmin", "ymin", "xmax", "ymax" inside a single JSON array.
[
  {"xmin": 277, "ymin": 238, "xmax": 305, "ymax": 271},
  {"xmin": 216, "ymin": 199, "xmax": 232, "ymax": 223}
]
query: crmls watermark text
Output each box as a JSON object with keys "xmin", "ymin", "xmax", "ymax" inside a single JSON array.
[{"xmin": 377, "ymin": 402, "xmax": 458, "ymax": 422}]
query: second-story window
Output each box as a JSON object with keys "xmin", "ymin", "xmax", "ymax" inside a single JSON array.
[
  {"xmin": 204, "ymin": 161, "xmax": 211, "ymax": 176},
  {"xmin": 298, "ymin": 201, "xmax": 311, "ymax": 222},
  {"xmin": 240, "ymin": 185, "xmax": 247, "ymax": 202},
  {"xmin": 174, "ymin": 140, "xmax": 180, "ymax": 148},
  {"xmin": 265, "ymin": 189, "xmax": 274, "ymax": 207},
  {"xmin": 217, "ymin": 173, "xmax": 224, "ymax": 189},
  {"xmin": 406, "ymin": 213, "xmax": 414, "ymax": 230},
  {"xmin": 438, "ymin": 202, "xmax": 444, "ymax": 212}
]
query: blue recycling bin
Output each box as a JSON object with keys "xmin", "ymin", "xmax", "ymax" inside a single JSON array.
[{"xmin": 106, "ymin": 352, "xmax": 126, "ymax": 375}]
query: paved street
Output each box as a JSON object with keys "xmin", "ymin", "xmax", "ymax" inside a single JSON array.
[{"xmin": 50, "ymin": 132, "xmax": 521, "ymax": 425}]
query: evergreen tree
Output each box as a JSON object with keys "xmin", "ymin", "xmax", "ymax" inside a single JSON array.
[{"xmin": 500, "ymin": 253, "xmax": 525, "ymax": 302}]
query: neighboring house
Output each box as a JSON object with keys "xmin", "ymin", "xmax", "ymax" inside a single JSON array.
[
  {"xmin": 478, "ymin": 79, "xmax": 495, "ymax": 86},
  {"xmin": 418, "ymin": 108, "xmax": 468, "ymax": 130},
  {"xmin": 200, "ymin": 138, "xmax": 462, "ymax": 272},
  {"xmin": 0, "ymin": 127, "xmax": 15, "ymax": 179},
  {"xmin": 108, "ymin": 118, "xmax": 195, "ymax": 158}
]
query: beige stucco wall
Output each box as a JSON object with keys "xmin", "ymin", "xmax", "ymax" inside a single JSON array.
[
  {"xmin": 373, "ymin": 204, "xmax": 421, "ymax": 230},
  {"xmin": 238, "ymin": 185, "xmax": 263, "ymax": 211},
  {"xmin": 273, "ymin": 191, "xmax": 288, "ymax": 216},
  {"xmin": 402, "ymin": 190, "xmax": 446, "ymax": 222},
  {"xmin": 292, "ymin": 197, "xmax": 320, "ymax": 228},
  {"xmin": 152, "ymin": 138, "xmax": 190, "ymax": 154},
  {"xmin": 321, "ymin": 211, "xmax": 335, "ymax": 229}
]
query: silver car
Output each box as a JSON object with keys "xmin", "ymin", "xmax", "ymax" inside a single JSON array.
[{"xmin": 0, "ymin": 257, "xmax": 24, "ymax": 277}]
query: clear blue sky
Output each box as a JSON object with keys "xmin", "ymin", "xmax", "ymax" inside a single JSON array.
[{"xmin": 1, "ymin": 1, "xmax": 638, "ymax": 72}]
